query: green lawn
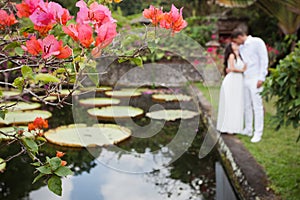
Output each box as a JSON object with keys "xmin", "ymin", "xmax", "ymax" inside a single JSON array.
[{"xmin": 195, "ymin": 82, "xmax": 300, "ymax": 200}]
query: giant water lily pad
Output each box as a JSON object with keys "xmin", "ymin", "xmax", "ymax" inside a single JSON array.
[
  {"xmin": 146, "ymin": 109, "xmax": 199, "ymax": 121},
  {"xmin": 79, "ymin": 98, "xmax": 120, "ymax": 107},
  {"xmin": 0, "ymin": 102, "xmax": 41, "ymax": 111},
  {"xmin": 88, "ymin": 106, "xmax": 144, "ymax": 121},
  {"xmin": 1, "ymin": 91, "xmax": 21, "ymax": 98},
  {"xmin": 0, "ymin": 126, "xmax": 34, "ymax": 140},
  {"xmin": 50, "ymin": 89, "xmax": 81, "ymax": 97},
  {"xmin": 0, "ymin": 158, "xmax": 6, "ymax": 172},
  {"xmin": 0, "ymin": 110, "xmax": 52, "ymax": 125},
  {"xmin": 80, "ymin": 86, "xmax": 112, "ymax": 93},
  {"xmin": 105, "ymin": 90, "xmax": 142, "ymax": 98},
  {"xmin": 152, "ymin": 94, "xmax": 192, "ymax": 102},
  {"xmin": 32, "ymin": 95, "xmax": 57, "ymax": 102},
  {"xmin": 44, "ymin": 124, "xmax": 132, "ymax": 147}
]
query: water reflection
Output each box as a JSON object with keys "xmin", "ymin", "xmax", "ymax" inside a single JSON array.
[{"xmin": 1, "ymin": 90, "xmax": 220, "ymax": 199}]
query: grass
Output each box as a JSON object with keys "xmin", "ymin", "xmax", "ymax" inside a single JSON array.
[{"xmin": 195, "ymin": 81, "xmax": 300, "ymax": 200}]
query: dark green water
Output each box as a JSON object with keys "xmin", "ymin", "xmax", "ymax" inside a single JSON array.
[{"xmin": 0, "ymin": 89, "xmax": 219, "ymax": 200}]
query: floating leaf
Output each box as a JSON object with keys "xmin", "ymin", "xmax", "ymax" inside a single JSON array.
[
  {"xmin": 146, "ymin": 109, "xmax": 199, "ymax": 121},
  {"xmin": 79, "ymin": 86, "xmax": 112, "ymax": 93},
  {"xmin": 32, "ymin": 95, "xmax": 57, "ymax": 102},
  {"xmin": 48, "ymin": 175, "xmax": 62, "ymax": 196},
  {"xmin": 50, "ymin": 89, "xmax": 81, "ymax": 97},
  {"xmin": 1, "ymin": 91, "xmax": 21, "ymax": 98},
  {"xmin": 79, "ymin": 97, "xmax": 120, "ymax": 107},
  {"xmin": 0, "ymin": 158, "xmax": 6, "ymax": 172},
  {"xmin": 88, "ymin": 106, "xmax": 144, "ymax": 121},
  {"xmin": 44, "ymin": 124, "xmax": 132, "ymax": 147},
  {"xmin": 152, "ymin": 94, "xmax": 192, "ymax": 102},
  {"xmin": 35, "ymin": 74, "xmax": 60, "ymax": 83},
  {"xmin": 0, "ymin": 126, "xmax": 34, "ymax": 140},
  {"xmin": 105, "ymin": 90, "xmax": 142, "ymax": 98},
  {"xmin": 0, "ymin": 102, "xmax": 41, "ymax": 111},
  {"xmin": 0, "ymin": 110, "xmax": 52, "ymax": 125}
]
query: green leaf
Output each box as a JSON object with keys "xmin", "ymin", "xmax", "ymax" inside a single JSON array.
[
  {"xmin": 35, "ymin": 74, "xmax": 60, "ymax": 83},
  {"xmin": 31, "ymin": 162, "xmax": 41, "ymax": 167},
  {"xmin": 22, "ymin": 138, "xmax": 38, "ymax": 154},
  {"xmin": 54, "ymin": 166, "xmax": 73, "ymax": 177},
  {"xmin": 32, "ymin": 173, "xmax": 45, "ymax": 184},
  {"xmin": 85, "ymin": 65, "xmax": 99, "ymax": 87},
  {"xmin": 36, "ymin": 136, "xmax": 47, "ymax": 142},
  {"xmin": 0, "ymin": 158, "xmax": 6, "ymax": 172},
  {"xmin": 3, "ymin": 41, "xmax": 20, "ymax": 50},
  {"xmin": 49, "ymin": 157, "xmax": 61, "ymax": 171},
  {"xmin": 13, "ymin": 77, "xmax": 25, "ymax": 91},
  {"xmin": 48, "ymin": 175, "xmax": 62, "ymax": 196},
  {"xmin": 0, "ymin": 110, "xmax": 6, "ymax": 120},
  {"xmin": 15, "ymin": 47, "xmax": 24, "ymax": 56},
  {"xmin": 21, "ymin": 65, "xmax": 34, "ymax": 79},
  {"xmin": 130, "ymin": 57, "xmax": 143, "ymax": 67},
  {"xmin": 37, "ymin": 165, "xmax": 52, "ymax": 174}
]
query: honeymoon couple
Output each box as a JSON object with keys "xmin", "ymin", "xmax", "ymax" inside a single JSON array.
[{"xmin": 217, "ymin": 30, "xmax": 269, "ymax": 143}]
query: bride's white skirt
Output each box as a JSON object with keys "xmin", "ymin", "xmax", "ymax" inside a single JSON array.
[{"xmin": 217, "ymin": 73, "xmax": 244, "ymax": 133}]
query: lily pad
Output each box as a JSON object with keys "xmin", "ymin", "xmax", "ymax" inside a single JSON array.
[
  {"xmin": 87, "ymin": 106, "xmax": 144, "ymax": 121},
  {"xmin": 50, "ymin": 89, "xmax": 81, "ymax": 97},
  {"xmin": 0, "ymin": 102, "xmax": 41, "ymax": 111},
  {"xmin": 0, "ymin": 158, "xmax": 6, "ymax": 172},
  {"xmin": 152, "ymin": 94, "xmax": 192, "ymax": 102},
  {"xmin": 105, "ymin": 90, "xmax": 142, "ymax": 98},
  {"xmin": 1, "ymin": 91, "xmax": 21, "ymax": 98},
  {"xmin": 79, "ymin": 98, "xmax": 120, "ymax": 107},
  {"xmin": 0, "ymin": 110, "xmax": 52, "ymax": 125},
  {"xmin": 32, "ymin": 95, "xmax": 57, "ymax": 102},
  {"xmin": 80, "ymin": 86, "xmax": 112, "ymax": 93},
  {"xmin": 0, "ymin": 126, "xmax": 34, "ymax": 140},
  {"xmin": 44, "ymin": 124, "xmax": 132, "ymax": 147},
  {"xmin": 146, "ymin": 109, "xmax": 199, "ymax": 121}
]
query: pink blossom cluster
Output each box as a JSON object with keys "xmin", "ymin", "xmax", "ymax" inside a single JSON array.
[
  {"xmin": 16, "ymin": 0, "xmax": 72, "ymax": 35},
  {"xmin": 0, "ymin": 9, "xmax": 18, "ymax": 30},
  {"xmin": 143, "ymin": 4, "xmax": 187, "ymax": 33},
  {"xmin": 63, "ymin": 0, "xmax": 117, "ymax": 50}
]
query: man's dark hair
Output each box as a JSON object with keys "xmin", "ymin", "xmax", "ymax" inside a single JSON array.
[{"xmin": 231, "ymin": 30, "xmax": 247, "ymax": 39}]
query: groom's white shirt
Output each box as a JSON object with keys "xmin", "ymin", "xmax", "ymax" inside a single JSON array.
[{"xmin": 239, "ymin": 35, "xmax": 269, "ymax": 81}]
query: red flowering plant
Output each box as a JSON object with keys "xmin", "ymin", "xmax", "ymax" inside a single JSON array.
[{"xmin": 0, "ymin": 0, "xmax": 188, "ymax": 196}]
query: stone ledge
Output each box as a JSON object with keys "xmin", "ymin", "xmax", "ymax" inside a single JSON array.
[{"xmin": 192, "ymin": 84, "xmax": 280, "ymax": 200}]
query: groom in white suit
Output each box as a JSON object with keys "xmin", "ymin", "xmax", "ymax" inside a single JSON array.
[{"xmin": 231, "ymin": 30, "xmax": 269, "ymax": 143}]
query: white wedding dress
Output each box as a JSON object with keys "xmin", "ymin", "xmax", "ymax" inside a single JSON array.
[{"xmin": 217, "ymin": 57, "xmax": 244, "ymax": 133}]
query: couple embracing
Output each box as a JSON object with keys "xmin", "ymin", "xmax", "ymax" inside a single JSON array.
[{"xmin": 217, "ymin": 30, "xmax": 269, "ymax": 143}]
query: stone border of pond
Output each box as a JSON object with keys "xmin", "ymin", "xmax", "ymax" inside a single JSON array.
[{"xmin": 192, "ymin": 84, "xmax": 280, "ymax": 200}]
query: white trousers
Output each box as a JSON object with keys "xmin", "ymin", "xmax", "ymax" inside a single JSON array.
[{"xmin": 243, "ymin": 77, "xmax": 264, "ymax": 137}]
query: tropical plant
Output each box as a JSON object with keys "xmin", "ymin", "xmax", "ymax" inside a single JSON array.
[{"xmin": 262, "ymin": 41, "xmax": 300, "ymax": 140}]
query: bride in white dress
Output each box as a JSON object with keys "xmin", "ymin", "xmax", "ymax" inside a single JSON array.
[{"xmin": 217, "ymin": 42, "xmax": 247, "ymax": 134}]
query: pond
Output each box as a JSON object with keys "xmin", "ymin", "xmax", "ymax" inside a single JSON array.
[{"xmin": 0, "ymin": 87, "xmax": 236, "ymax": 200}]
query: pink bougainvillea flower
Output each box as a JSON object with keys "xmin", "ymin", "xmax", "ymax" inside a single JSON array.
[
  {"xmin": 29, "ymin": 2, "xmax": 55, "ymax": 27},
  {"xmin": 63, "ymin": 23, "xmax": 94, "ymax": 48},
  {"xmin": 40, "ymin": 35, "xmax": 72, "ymax": 59},
  {"xmin": 22, "ymin": 36, "xmax": 42, "ymax": 56},
  {"xmin": 160, "ymin": 4, "xmax": 187, "ymax": 33},
  {"xmin": 143, "ymin": 5, "xmax": 163, "ymax": 26},
  {"xmin": 47, "ymin": 2, "xmax": 72, "ymax": 25},
  {"xmin": 76, "ymin": 0, "xmax": 115, "ymax": 28},
  {"xmin": 0, "ymin": 10, "xmax": 18, "ymax": 29},
  {"xmin": 62, "ymin": 24, "xmax": 79, "ymax": 41},
  {"xmin": 16, "ymin": 0, "xmax": 42, "ymax": 18},
  {"xmin": 95, "ymin": 22, "xmax": 117, "ymax": 48}
]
